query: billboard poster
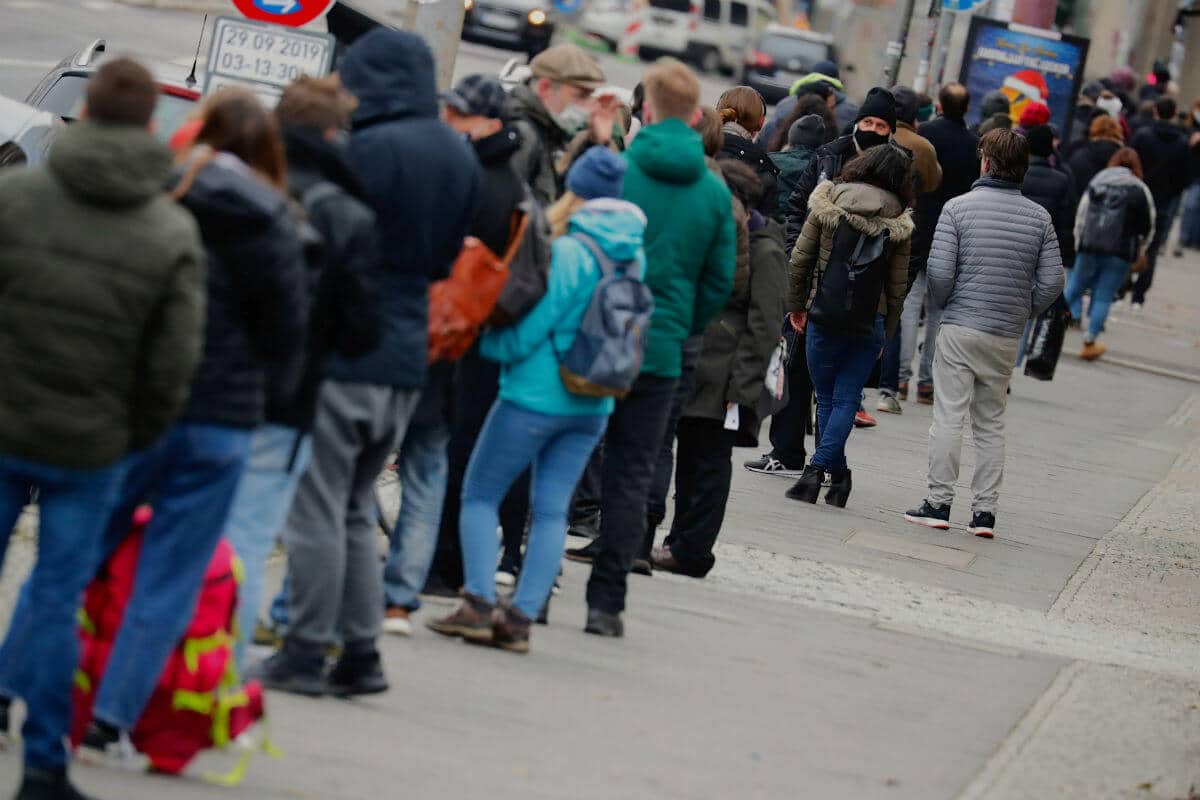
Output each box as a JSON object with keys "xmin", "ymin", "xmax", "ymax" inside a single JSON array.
[{"xmin": 960, "ymin": 18, "xmax": 1090, "ymax": 136}]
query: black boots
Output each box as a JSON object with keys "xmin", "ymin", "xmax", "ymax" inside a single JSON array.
[
  {"xmin": 825, "ymin": 469, "xmax": 852, "ymax": 508},
  {"xmin": 785, "ymin": 465, "xmax": 852, "ymax": 507},
  {"xmin": 785, "ymin": 465, "xmax": 825, "ymax": 503}
]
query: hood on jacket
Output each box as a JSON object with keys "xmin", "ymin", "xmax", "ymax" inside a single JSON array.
[
  {"xmin": 568, "ymin": 198, "xmax": 647, "ymax": 263},
  {"xmin": 177, "ymin": 151, "xmax": 287, "ymax": 238},
  {"xmin": 282, "ymin": 125, "xmax": 366, "ymax": 200},
  {"xmin": 47, "ymin": 122, "xmax": 172, "ymax": 207},
  {"xmin": 806, "ymin": 180, "xmax": 914, "ymax": 241},
  {"xmin": 627, "ymin": 118, "xmax": 706, "ymax": 185},
  {"xmin": 1089, "ymin": 165, "xmax": 1146, "ymax": 191},
  {"xmin": 340, "ymin": 29, "xmax": 438, "ymax": 127}
]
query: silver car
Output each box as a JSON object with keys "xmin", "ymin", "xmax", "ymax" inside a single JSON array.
[{"xmin": 0, "ymin": 94, "xmax": 61, "ymax": 168}]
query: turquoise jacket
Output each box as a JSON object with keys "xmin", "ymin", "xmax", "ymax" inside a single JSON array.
[{"xmin": 481, "ymin": 198, "xmax": 648, "ymax": 417}]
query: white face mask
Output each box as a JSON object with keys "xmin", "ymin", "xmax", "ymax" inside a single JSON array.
[
  {"xmin": 1097, "ymin": 96, "xmax": 1123, "ymax": 118},
  {"xmin": 552, "ymin": 104, "xmax": 590, "ymax": 136}
]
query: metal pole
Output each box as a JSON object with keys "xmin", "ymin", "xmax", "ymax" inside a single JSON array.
[
  {"xmin": 404, "ymin": 0, "xmax": 466, "ymax": 91},
  {"xmin": 929, "ymin": 3, "xmax": 954, "ymax": 89},
  {"xmin": 912, "ymin": 0, "xmax": 941, "ymax": 94},
  {"xmin": 880, "ymin": 0, "xmax": 918, "ymax": 87}
]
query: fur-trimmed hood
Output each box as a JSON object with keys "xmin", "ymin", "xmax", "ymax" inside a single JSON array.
[{"xmin": 806, "ymin": 180, "xmax": 914, "ymax": 241}]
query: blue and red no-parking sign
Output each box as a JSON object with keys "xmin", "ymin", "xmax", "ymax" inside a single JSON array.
[{"xmin": 231, "ymin": 0, "xmax": 335, "ymax": 27}]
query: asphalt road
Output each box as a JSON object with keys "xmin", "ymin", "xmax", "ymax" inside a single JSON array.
[{"xmin": 0, "ymin": 0, "xmax": 732, "ymax": 105}]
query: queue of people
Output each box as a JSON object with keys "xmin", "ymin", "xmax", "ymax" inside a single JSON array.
[{"xmin": 0, "ymin": 26, "xmax": 1190, "ymax": 800}]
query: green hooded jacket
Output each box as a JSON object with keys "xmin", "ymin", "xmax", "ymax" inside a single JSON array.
[
  {"xmin": 622, "ymin": 119, "xmax": 736, "ymax": 378},
  {"xmin": 0, "ymin": 122, "xmax": 206, "ymax": 468}
]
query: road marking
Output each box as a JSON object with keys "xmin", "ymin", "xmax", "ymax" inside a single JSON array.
[{"xmin": 0, "ymin": 58, "xmax": 58, "ymax": 69}]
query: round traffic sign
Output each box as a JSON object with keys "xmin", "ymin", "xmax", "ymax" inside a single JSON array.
[{"xmin": 231, "ymin": 0, "xmax": 335, "ymax": 27}]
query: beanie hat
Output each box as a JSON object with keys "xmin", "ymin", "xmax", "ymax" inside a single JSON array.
[
  {"xmin": 566, "ymin": 146, "xmax": 627, "ymax": 200},
  {"xmin": 980, "ymin": 90, "xmax": 1010, "ymax": 118},
  {"xmin": 1080, "ymin": 80, "xmax": 1104, "ymax": 101},
  {"xmin": 891, "ymin": 86, "xmax": 919, "ymax": 124},
  {"xmin": 788, "ymin": 114, "xmax": 826, "ymax": 149},
  {"xmin": 812, "ymin": 60, "xmax": 839, "ymax": 80},
  {"xmin": 1018, "ymin": 101, "xmax": 1051, "ymax": 129},
  {"xmin": 1025, "ymin": 124, "xmax": 1055, "ymax": 157},
  {"xmin": 855, "ymin": 87, "xmax": 897, "ymax": 131}
]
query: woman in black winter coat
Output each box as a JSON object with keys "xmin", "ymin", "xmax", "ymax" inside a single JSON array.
[
  {"xmin": 651, "ymin": 160, "xmax": 787, "ymax": 578},
  {"xmin": 715, "ymin": 86, "xmax": 781, "ymax": 217},
  {"xmin": 1066, "ymin": 114, "xmax": 1124, "ymax": 201}
]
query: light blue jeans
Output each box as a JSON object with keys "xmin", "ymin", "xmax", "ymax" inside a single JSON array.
[
  {"xmin": 899, "ymin": 270, "xmax": 943, "ymax": 388},
  {"xmin": 382, "ymin": 422, "xmax": 450, "ymax": 612},
  {"xmin": 461, "ymin": 400, "xmax": 606, "ymax": 619},
  {"xmin": 1064, "ymin": 252, "xmax": 1130, "ymax": 340},
  {"xmin": 222, "ymin": 424, "xmax": 312, "ymax": 669},
  {"xmin": 0, "ymin": 454, "xmax": 127, "ymax": 770}
]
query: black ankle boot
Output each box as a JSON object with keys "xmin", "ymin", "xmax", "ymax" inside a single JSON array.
[
  {"xmin": 825, "ymin": 469, "xmax": 852, "ymax": 507},
  {"xmin": 785, "ymin": 464, "xmax": 825, "ymax": 503}
]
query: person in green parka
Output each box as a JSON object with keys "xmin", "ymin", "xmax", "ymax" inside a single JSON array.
[
  {"xmin": 580, "ymin": 58, "xmax": 737, "ymax": 638},
  {"xmin": 770, "ymin": 113, "xmax": 827, "ymax": 220}
]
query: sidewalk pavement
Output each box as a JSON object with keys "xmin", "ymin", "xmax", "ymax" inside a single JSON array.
[{"xmin": 1, "ymin": 253, "xmax": 1198, "ymax": 799}]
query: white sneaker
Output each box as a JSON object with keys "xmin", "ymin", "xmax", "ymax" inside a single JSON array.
[
  {"xmin": 383, "ymin": 608, "xmax": 413, "ymax": 636},
  {"xmin": 876, "ymin": 394, "xmax": 902, "ymax": 414},
  {"xmin": 1131, "ymin": 302, "xmax": 1144, "ymax": 314},
  {"xmin": 743, "ymin": 454, "xmax": 803, "ymax": 476},
  {"xmin": 495, "ymin": 570, "xmax": 516, "ymax": 587}
]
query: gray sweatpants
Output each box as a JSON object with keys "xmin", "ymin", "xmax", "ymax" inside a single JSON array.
[
  {"xmin": 926, "ymin": 324, "xmax": 1020, "ymax": 515},
  {"xmin": 284, "ymin": 380, "xmax": 420, "ymax": 652}
]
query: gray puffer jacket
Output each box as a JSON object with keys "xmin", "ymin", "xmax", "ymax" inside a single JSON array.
[{"xmin": 927, "ymin": 177, "xmax": 1065, "ymax": 338}]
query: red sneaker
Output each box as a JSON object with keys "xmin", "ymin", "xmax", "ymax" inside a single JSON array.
[{"xmin": 854, "ymin": 409, "xmax": 877, "ymax": 428}]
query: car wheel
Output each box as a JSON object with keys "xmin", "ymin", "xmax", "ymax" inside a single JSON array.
[{"xmin": 698, "ymin": 47, "xmax": 720, "ymax": 74}]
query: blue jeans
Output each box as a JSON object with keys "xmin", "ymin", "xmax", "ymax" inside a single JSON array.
[
  {"xmin": 89, "ymin": 423, "xmax": 251, "ymax": 731},
  {"xmin": 1180, "ymin": 184, "xmax": 1200, "ymax": 248},
  {"xmin": 0, "ymin": 454, "xmax": 127, "ymax": 770},
  {"xmin": 806, "ymin": 316, "xmax": 886, "ymax": 471},
  {"xmin": 1064, "ymin": 252, "xmax": 1130, "ymax": 340},
  {"xmin": 461, "ymin": 400, "xmax": 606, "ymax": 619},
  {"xmin": 879, "ymin": 329, "xmax": 902, "ymax": 394},
  {"xmin": 383, "ymin": 422, "xmax": 450, "ymax": 612},
  {"xmin": 223, "ymin": 424, "xmax": 312, "ymax": 670}
]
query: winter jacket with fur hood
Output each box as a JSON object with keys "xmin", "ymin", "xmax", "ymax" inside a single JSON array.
[{"xmin": 789, "ymin": 180, "xmax": 914, "ymax": 339}]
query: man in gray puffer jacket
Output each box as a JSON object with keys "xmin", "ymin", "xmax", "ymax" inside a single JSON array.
[{"xmin": 904, "ymin": 128, "xmax": 1064, "ymax": 539}]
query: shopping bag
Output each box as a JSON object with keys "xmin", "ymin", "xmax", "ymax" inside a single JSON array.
[{"xmin": 1024, "ymin": 297, "xmax": 1069, "ymax": 381}]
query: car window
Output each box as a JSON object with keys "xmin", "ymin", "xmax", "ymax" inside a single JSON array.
[
  {"xmin": 39, "ymin": 75, "xmax": 198, "ymax": 143},
  {"xmin": 648, "ymin": 0, "xmax": 691, "ymax": 12},
  {"xmin": 730, "ymin": 1, "xmax": 748, "ymax": 26},
  {"xmin": 703, "ymin": 0, "xmax": 720, "ymax": 20},
  {"xmin": 759, "ymin": 33, "xmax": 830, "ymax": 66}
]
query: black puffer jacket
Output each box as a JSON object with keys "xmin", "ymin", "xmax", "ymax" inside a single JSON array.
[
  {"xmin": 1066, "ymin": 138, "xmax": 1121, "ymax": 200},
  {"xmin": 276, "ymin": 126, "xmax": 382, "ymax": 430},
  {"xmin": 1022, "ymin": 155, "xmax": 1078, "ymax": 268},
  {"xmin": 176, "ymin": 153, "xmax": 308, "ymax": 428}
]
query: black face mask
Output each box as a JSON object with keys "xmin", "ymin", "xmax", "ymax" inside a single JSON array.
[{"xmin": 854, "ymin": 128, "xmax": 890, "ymax": 151}]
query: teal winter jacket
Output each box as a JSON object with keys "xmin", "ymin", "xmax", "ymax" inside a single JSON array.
[{"xmin": 481, "ymin": 198, "xmax": 647, "ymax": 416}]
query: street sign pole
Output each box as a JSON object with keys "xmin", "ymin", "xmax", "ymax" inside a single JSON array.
[
  {"xmin": 880, "ymin": 0, "xmax": 918, "ymax": 88},
  {"xmin": 402, "ymin": 0, "xmax": 467, "ymax": 92},
  {"xmin": 912, "ymin": 0, "xmax": 941, "ymax": 94},
  {"xmin": 231, "ymin": 0, "xmax": 337, "ymax": 27}
]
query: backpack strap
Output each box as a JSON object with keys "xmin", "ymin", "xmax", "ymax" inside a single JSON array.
[
  {"xmin": 570, "ymin": 231, "xmax": 640, "ymax": 279},
  {"xmin": 501, "ymin": 211, "xmax": 531, "ymax": 266}
]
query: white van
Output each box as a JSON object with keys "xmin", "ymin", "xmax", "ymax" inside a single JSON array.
[{"xmin": 622, "ymin": 0, "xmax": 778, "ymax": 74}]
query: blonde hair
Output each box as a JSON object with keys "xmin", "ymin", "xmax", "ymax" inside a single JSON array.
[
  {"xmin": 547, "ymin": 191, "xmax": 587, "ymax": 238},
  {"xmin": 716, "ymin": 86, "xmax": 766, "ymax": 132},
  {"xmin": 642, "ymin": 58, "xmax": 700, "ymax": 122}
]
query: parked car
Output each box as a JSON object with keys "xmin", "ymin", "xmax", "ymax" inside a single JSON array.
[
  {"xmin": 621, "ymin": 0, "xmax": 777, "ymax": 75},
  {"xmin": 0, "ymin": 94, "xmax": 61, "ymax": 168},
  {"xmin": 26, "ymin": 39, "xmax": 202, "ymax": 143},
  {"xmin": 461, "ymin": 0, "xmax": 556, "ymax": 56},
  {"xmin": 740, "ymin": 25, "xmax": 837, "ymax": 105},
  {"xmin": 579, "ymin": 0, "xmax": 637, "ymax": 52}
]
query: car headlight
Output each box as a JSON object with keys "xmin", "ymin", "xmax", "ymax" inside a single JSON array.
[{"xmin": 528, "ymin": 8, "xmax": 547, "ymax": 25}]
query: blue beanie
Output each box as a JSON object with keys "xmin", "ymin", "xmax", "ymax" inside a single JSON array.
[{"xmin": 566, "ymin": 146, "xmax": 627, "ymax": 201}]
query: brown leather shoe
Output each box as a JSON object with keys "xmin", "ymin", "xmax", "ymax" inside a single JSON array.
[
  {"xmin": 650, "ymin": 546, "xmax": 687, "ymax": 575},
  {"xmin": 917, "ymin": 383, "xmax": 934, "ymax": 405},
  {"xmin": 1080, "ymin": 341, "xmax": 1107, "ymax": 361},
  {"xmin": 427, "ymin": 593, "xmax": 494, "ymax": 643},
  {"xmin": 492, "ymin": 606, "xmax": 531, "ymax": 654}
]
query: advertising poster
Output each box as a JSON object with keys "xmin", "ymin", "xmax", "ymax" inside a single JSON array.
[{"xmin": 960, "ymin": 18, "xmax": 1090, "ymax": 135}]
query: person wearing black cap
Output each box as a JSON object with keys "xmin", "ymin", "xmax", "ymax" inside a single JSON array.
[
  {"xmin": 1022, "ymin": 124, "xmax": 1077, "ymax": 273},
  {"xmin": 769, "ymin": 114, "xmax": 825, "ymax": 219},
  {"xmin": 424, "ymin": 74, "xmax": 553, "ymax": 606}
]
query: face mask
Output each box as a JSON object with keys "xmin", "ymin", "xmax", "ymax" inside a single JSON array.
[
  {"xmin": 854, "ymin": 128, "xmax": 890, "ymax": 151},
  {"xmin": 552, "ymin": 104, "xmax": 590, "ymax": 136},
  {"xmin": 1097, "ymin": 96, "xmax": 1123, "ymax": 117}
]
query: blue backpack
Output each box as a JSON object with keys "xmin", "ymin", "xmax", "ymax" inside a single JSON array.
[{"xmin": 554, "ymin": 232, "xmax": 655, "ymax": 399}]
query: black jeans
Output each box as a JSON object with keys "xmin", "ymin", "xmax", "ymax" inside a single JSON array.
[
  {"xmin": 662, "ymin": 416, "xmax": 736, "ymax": 577},
  {"xmin": 428, "ymin": 343, "xmax": 529, "ymax": 590},
  {"xmin": 1132, "ymin": 197, "xmax": 1178, "ymax": 304},
  {"xmin": 585, "ymin": 373, "xmax": 678, "ymax": 615},
  {"xmin": 767, "ymin": 324, "xmax": 812, "ymax": 469},
  {"xmin": 645, "ymin": 336, "xmax": 704, "ymax": 537}
]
